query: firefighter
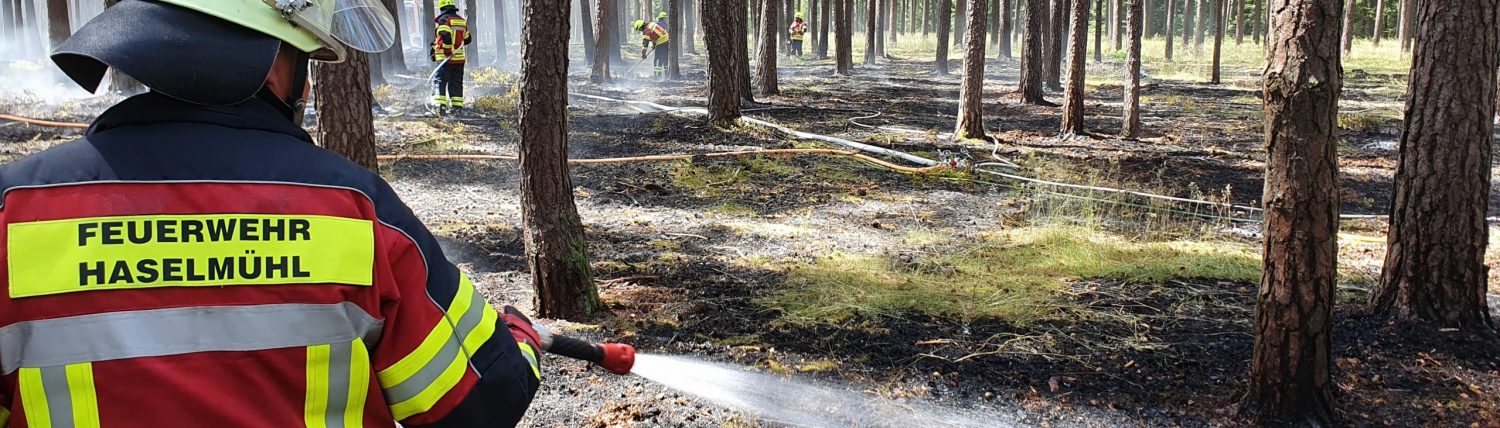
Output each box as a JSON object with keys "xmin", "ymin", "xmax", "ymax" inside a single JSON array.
[
  {"xmin": 789, "ymin": 14, "xmax": 807, "ymax": 57},
  {"xmin": 3, "ymin": 0, "xmax": 541, "ymax": 426},
  {"xmin": 634, "ymin": 19, "xmax": 669, "ymax": 79},
  {"xmin": 656, "ymin": 11, "xmax": 668, "ymax": 29},
  {"xmin": 431, "ymin": 0, "xmax": 472, "ymax": 114}
]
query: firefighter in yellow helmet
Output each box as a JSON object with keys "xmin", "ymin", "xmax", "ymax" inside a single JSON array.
[
  {"xmin": 634, "ymin": 19, "xmax": 670, "ymax": 79},
  {"xmin": 789, "ymin": 13, "xmax": 807, "ymax": 57},
  {"xmin": 14, "ymin": 0, "xmax": 546, "ymax": 426},
  {"xmin": 431, "ymin": 0, "xmax": 474, "ymax": 114}
]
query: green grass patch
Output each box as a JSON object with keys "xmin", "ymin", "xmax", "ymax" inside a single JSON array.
[{"xmin": 763, "ymin": 225, "xmax": 1261, "ymax": 325}]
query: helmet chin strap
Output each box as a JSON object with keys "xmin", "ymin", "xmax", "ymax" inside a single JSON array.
[{"xmin": 259, "ymin": 51, "xmax": 312, "ymax": 125}]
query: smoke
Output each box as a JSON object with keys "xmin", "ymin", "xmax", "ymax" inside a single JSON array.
[{"xmin": 0, "ymin": 0, "xmax": 107, "ymax": 101}]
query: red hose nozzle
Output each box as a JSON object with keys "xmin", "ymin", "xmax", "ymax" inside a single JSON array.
[{"xmin": 597, "ymin": 343, "xmax": 636, "ymax": 375}]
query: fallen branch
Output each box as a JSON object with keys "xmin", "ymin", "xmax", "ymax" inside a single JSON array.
[
  {"xmin": 0, "ymin": 113, "xmax": 90, "ymax": 129},
  {"xmin": 377, "ymin": 148, "xmax": 944, "ymax": 175}
]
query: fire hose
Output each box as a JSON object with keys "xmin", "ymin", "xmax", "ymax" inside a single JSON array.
[{"xmin": 533, "ymin": 322, "xmax": 636, "ymax": 375}]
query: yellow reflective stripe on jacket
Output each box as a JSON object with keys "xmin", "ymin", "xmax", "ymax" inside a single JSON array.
[
  {"xmin": 19, "ymin": 363, "xmax": 100, "ymax": 428},
  {"xmin": 0, "ymin": 404, "xmax": 10, "ymax": 426},
  {"xmin": 377, "ymin": 273, "xmax": 498, "ymax": 420},
  {"xmin": 306, "ymin": 340, "xmax": 371, "ymax": 428},
  {"xmin": 517, "ymin": 342, "xmax": 540, "ymax": 379}
]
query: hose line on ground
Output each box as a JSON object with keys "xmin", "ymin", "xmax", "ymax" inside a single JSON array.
[
  {"xmin": 379, "ymin": 148, "xmax": 942, "ymax": 174},
  {"xmin": 0, "ymin": 113, "xmax": 90, "ymax": 129}
]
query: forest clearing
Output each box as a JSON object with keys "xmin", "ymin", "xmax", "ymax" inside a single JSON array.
[{"xmin": 2, "ymin": 0, "xmax": 1499, "ymax": 426}]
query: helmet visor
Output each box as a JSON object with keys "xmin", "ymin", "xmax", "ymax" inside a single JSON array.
[{"xmin": 327, "ymin": 0, "xmax": 397, "ymax": 53}]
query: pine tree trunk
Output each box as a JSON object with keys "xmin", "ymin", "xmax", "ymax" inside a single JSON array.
[
  {"xmin": 465, "ymin": 0, "xmax": 481, "ymax": 65},
  {"xmin": 1112, "ymin": 0, "xmax": 1123, "ymax": 49},
  {"xmin": 669, "ymin": 0, "xmax": 682, "ymax": 77},
  {"xmin": 1045, "ymin": 0, "xmax": 1067, "ymax": 90},
  {"xmin": 45, "ymin": 0, "xmax": 68, "ymax": 48},
  {"xmin": 686, "ymin": 0, "xmax": 699, "ymax": 53},
  {"xmin": 811, "ymin": 0, "xmax": 821, "ymax": 51},
  {"xmin": 1094, "ymin": 0, "xmax": 1104, "ymax": 61},
  {"xmin": 874, "ymin": 0, "xmax": 885, "ymax": 57},
  {"xmin": 1165, "ymin": 0, "xmax": 1176, "ymax": 59},
  {"xmin": 1211, "ymin": 0, "xmax": 1222, "ymax": 82},
  {"xmin": 1000, "ymin": 0, "xmax": 1014, "ymax": 57},
  {"xmin": 990, "ymin": 0, "xmax": 1001, "ymax": 48},
  {"xmin": 593, "ymin": 0, "xmax": 615, "ymax": 81},
  {"xmin": 1060, "ymin": 0, "xmax": 1088, "ymax": 134},
  {"xmin": 1392, "ymin": 0, "xmax": 1404, "ymax": 51},
  {"xmin": 582, "ymin": 0, "xmax": 597, "ymax": 63},
  {"xmin": 1123, "ymin": 0, "xmax": 1142, "ymax": 137},
  {"xmin": 924, "ymin": 0, "xmax": 932, "ymax": 34},
  {"xmin": 1372, "ymin": 0, "xmax": 1498, "ymax": 330},
  {"xmin": 499, "ymin": 0, "xmax": 512, "ymax": 65},
  {"xmin": 820, "ymin": 0, "xmax": 833, "ymax": 57},
  {"xmin": 1242, "ymin": 0, "xmax": 1341, "ymax": 424},
  {"xmin": 1340, "ymin": 0, "xmax": 1354, "ymax": 52},
  {"xmin": 955, "ymin": 0, "xmax": 989, "ymax": 138},
  {"xmin": 1019, "ymin": 0, "xmax": 1048, "ymax": 102},
  {"xmin": 1233, "ymin": 0, "xmax": 1244, "ymax": 44},
  {"xmin": 936, "ymin": 0, "xmax": 953, "ymax": 72},
  {"xmin": 758, "ymin": 0, "xmax": 781, "ymax": 93},
  {"xmin": 519, "ymin": 0, "xmax": 600, "ymax": 319},
  {"xmin": 377, "ymin": 0, "xmax": 409, "ymax": 73},
  {"xmin": 1193, "ymin": 0, "xmax": 1205, "ymax": 48},
  {"xmin": 955, "ymin": 0, "xmax": 968, "ymax": 47},
  {"xmin": 314, "ymin": 53, "xmax": 379, "ymax": 171},
  {"xmin": 1251, "ymin": 0, "xmax": 1261, "ymax": 43},
  {"xmin": 1145, "ymin": 0, "xmax": 1153, "ymax": 36},
  {"xmin": 706, "ymin": 0, "xmax": 744, "ymax": 124},
  {"xmin": 837, "ymin": 0, "xmax": 854, "ymax": 72},
  {"xmin": 1181, "ymin": 0, "xmax": 1194, "ymax": 49},
  {"xmin": 737, "ymin": 0, "xmax": 755, "ymax": 100},
  {"xmin": 423, "ymin": 0, "xmax": 438, "ymax": 46},
  {"xmin": 1372, "ymin": 0, "xmax": 1384, "ymax": 46}
]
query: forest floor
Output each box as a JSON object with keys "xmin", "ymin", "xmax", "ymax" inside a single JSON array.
[{"xmin": 3, "ymin": 37, "xmax": 1500, "ymax": 427}]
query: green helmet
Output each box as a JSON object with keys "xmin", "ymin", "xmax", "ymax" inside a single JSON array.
[
  {"xmin": 657, "ymin": 12, "xmax": 667, "ymax": 19},
  {"xmin": 438, "ymin": 0, "xmax": 457, "ymax": 9},
  {"xmin": 633, "ymin": 20, "xmax": 646, "ymax": 31},
  {"xmin": 52, "ymin": 0, "xmax": 396, "ymax": 106}
]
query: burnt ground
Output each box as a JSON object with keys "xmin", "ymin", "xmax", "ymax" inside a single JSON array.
[{"xmin": 4, "ymin": 45, "xmax": 1500, "ymax": 427}]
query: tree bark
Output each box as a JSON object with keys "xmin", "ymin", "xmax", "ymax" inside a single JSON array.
[
  {"xmin": 1019, "ymin": 0, "xmax": 1047, "ymax": 103},
  {"xmin": 875, "ymin": 0, "xmax": 886, "ymax": 57},
  {"xmin": 1112, "ymin": 0, "xmax": 1123, "ymax": 49},
  {"xmin": 924, "ymin": 0, "xmax": 932, "ymax": 34},
  {"xmin": 1165, "ymin": 0, "xmax": 1175, "ymax": 59},
  {"xmin": 820, "ymin": 0, "xmax": 833, "ymax": 57},
  {"xmin": 1182, "ymin": 0, "xmax": 1194, "ymax": 49},
  {"xmin": 705, "ymin": 0, "xmax": 744, "ymax": 124},
  {"xmin": 1392, "ymin": 0, "xmax": 1404, "ymax": 50},
  {"xmin": 999, "ymin": 0, "xmax": 1014, "ymax": 57},
  {"xmin": 837, "ymin": 0, "xmax": 854, "ymax": 73},
  {"xmin": 1234, "ymin": 0, "xmax": 1244, "ymax": 44},
  {"xmin": 1372, "ymin": 0, "xmax": 1384, "ymax": 46},
  {"xmin": 519, "ymin": 0, "xmax": 600, "ymax": 320},
  {"xmin": 1045, "ymin": 0, "xmax": 1067, "ymax": 90},
  {"xmin": 757, "ymin": 0, "xmax": 780, "ymax": 93},
  {"xmin": 865, "ymin": 0, "xmax": 878, "ymax": 63},
  {"xmin": 1193, "ymin": 0, "xmax": 1206, "ymax": 48},
  {"xmin": 423, "ymin": 0, "xmax": 438, "ymax": 46},
  {"xmin": 1242, "ymin": 0, "xmax": 1342, "ymax": 424},
  {"xmin": 669, "ymin": 0, "xmax": 682, "ymax": 78},
  {"xmin": 1251, "ymin": 0, "xmax": 1261, "ymax": 43},
  {"xmin": 377, "ymin": 0, "xmax": 409, "ymax": 73},
  {"xmin": 1123, "ymin": 0, "xmax": 1142, "ymax": 137},
  {"xmin": 593, "ymin": 0, "xmax": 615, "ymax": 81},
  {"xmin": 1211, "ymin": 0, "xmax": 1223, "ymax": 82},
  {"xmin": 936, "ymin": 0, "xmax": 953, "ymax": 72},
  {"xmin": 582, "ymin": 0, "xmax": 597, "ymax": 64},
  {"xmin": 955, "ymin": 0, "xmax": 989, "ymax": 139},
  {"xmin": 1060, "ymin": 0, "xmax": 1088, "ymax": 134},
  {"xmin": 955, "ymin": 0, "xmax": 968, "ymax": 47},
  {"xmin": 1372, "ymin": 0, "xmax": 1498, "ymax": 330},
  {"xmin": 314, "ymin": 53, "xmax": 379, "ymax": 171},
  {"xmin": 990, "ymin": 0, "xmax": 1001, "ymax": 49},
  {"xmin": 465, "ymin": 0, "xmax": 481, "ymax": 65},
  {"xmin": 1094, "ymin": 0, "xmax": 1104, "ymax": 61},
  {"xmin": 736, "ymin": 0, "xmax": 754, "ymax": 101},
  {"xmin": 686, "ymin": 0, "xmax": 699, "ymax": 53},
  {"xmin": 45, "ymin": 0, "xmax": 68, "ymax": 49}
]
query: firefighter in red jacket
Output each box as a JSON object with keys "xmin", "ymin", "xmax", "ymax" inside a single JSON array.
[
  {"xmin": 431, "ymin": 0, "xmax": 472, "ymax": 114},
  {"xmin": 0, "ymin": 0, "xmax": 542, "ymax": 426},
  {"xmin": 634, "ymin": 19, "xmax": 670, "ymax": 79}
]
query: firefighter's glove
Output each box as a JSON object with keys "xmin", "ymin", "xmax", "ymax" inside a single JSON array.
[
  {"xmin": 641, "ymin": 48, "xmax": 649, "ymax": 59},
  {"xmin": 501, "ymin": 305, "xmax": 543, "ymax": 352}
]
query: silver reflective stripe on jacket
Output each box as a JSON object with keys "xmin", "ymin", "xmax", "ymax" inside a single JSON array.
[{"xmin": 0, "ymin": 302, "xmax": 383, "ymax": 374}]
